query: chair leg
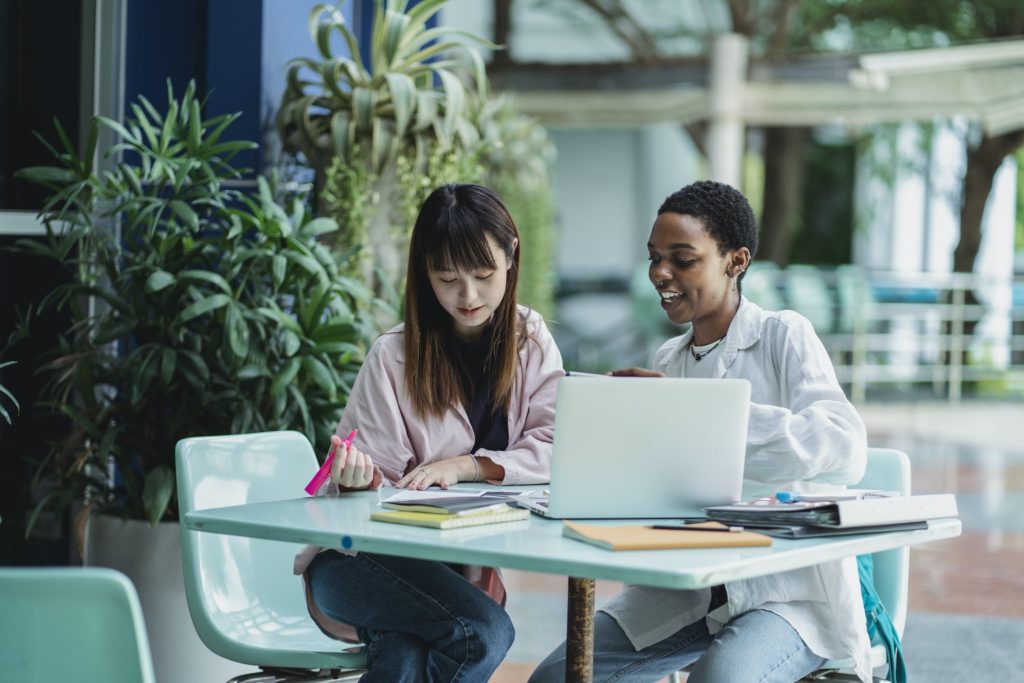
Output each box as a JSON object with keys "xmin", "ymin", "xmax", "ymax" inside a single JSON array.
[{"xmin": 668, "ymin": 672, "xmax": 683, "ymax": 683}]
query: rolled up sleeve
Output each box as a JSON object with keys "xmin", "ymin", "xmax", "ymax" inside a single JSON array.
[{"xmin": 743, "ymin": 317, "xmax": 866, "ymax": 486}]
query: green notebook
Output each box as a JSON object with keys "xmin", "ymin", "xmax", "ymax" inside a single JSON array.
[{"xmin": 370, "ymin": 507, "xmax": 530, "ymax": 529}]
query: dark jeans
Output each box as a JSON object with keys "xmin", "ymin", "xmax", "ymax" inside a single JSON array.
[{"xmin": 307, "ymin": 551, "xmax": 514, "ymax": 683}]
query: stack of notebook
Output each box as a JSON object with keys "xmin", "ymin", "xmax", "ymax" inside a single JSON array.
[{"xmin": 370, "ymin": 495, "xmax": 529, "ymax": 529}]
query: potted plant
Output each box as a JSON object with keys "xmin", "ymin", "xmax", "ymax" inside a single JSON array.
[
  {"xmin": 278, "ymin": 0, "xmax": 558, "ymax": 318},
  {"xmin": 15, "ymin": 80, "xmax": 378, "ymax": 681},
  {"xmin": 278, "ymin": 0, "xmax": 492, "ymax": 302}
]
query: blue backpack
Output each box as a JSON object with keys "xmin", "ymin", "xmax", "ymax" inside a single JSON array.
[{"xmin": 858, "ymin": 554, "xmax": 907, "ymax": 683}]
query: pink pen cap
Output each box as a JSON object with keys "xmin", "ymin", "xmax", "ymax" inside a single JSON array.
[{"xmin": 303, "ymin": 428, "xmax": 358, "ymax": 495}]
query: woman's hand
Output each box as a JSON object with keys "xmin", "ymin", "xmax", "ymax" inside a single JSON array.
[
  {"xmin": 395, "ymin": 455, "xmax": 474, "ymax": 490},
  {"xmin": 609, "ymin": 367, "xmax": 666, "ymax": 377},
  {"xmin": 329, "ymin": 434, "xmax": 376, "ymax": 490}
]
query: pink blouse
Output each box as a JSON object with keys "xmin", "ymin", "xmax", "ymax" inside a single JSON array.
[{"xmin": 294, "ymin": 306, "xmax": 563, "ymax": 642}]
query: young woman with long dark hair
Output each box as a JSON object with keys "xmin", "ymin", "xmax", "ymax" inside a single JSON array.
[{"xmin": 294, "ymin": 183, "xmax": 563, "ymax": 683}]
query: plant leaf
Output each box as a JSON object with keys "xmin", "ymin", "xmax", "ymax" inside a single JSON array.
[
  {"xmin": 142, "ymin": 467, "xmax": 175, "ymax": 526},
  {"xmin": 145, "ymin": 270, "xmax": 175, "ymax": 293},
  {"xmin": 176, "ymin": 293, "xmax": 231, "ymax": 325},
  {"xmin": 225, "ymin": 305, "xmax": 250, "ymax": 359},
  {"xmin": 179, "ymin": 270, "xmax": 232, "ymax": 295},
  {"xmin": 270, "ymin": 357, "xmax": 301, "ymax": 396},
  {"xmin": 160, "ymin": 348, "xmax": 177, "ymax": 385},
  {"xmin": 383, "ymin": 73, "xmax": 416, "ymax": 138},
  {"xmin": 169, "ymin": 200, "xmax": 200, "ymax": 230}
]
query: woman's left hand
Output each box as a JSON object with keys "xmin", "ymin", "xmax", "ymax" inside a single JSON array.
[{"xmin": 395, "ymin": 456, "xmax": 472, "ymax": 490}]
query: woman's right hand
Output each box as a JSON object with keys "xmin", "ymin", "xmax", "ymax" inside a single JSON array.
[
  {"xmin": 329, "ymin": 434, "xmax": 376, "ymax": 490},
  {"xmin": 609, "ymin": 367, "xmax": 665, "ymax": 377}
]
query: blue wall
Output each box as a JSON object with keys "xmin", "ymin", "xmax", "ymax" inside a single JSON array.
[{"xmin": 125, "ymin": 0, "xmax": 367, "ymax": 176}]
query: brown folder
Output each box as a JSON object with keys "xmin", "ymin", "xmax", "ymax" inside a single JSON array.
[{"xmin": 562, "ymin": 521, "xmax": 773, "ymax": 551}]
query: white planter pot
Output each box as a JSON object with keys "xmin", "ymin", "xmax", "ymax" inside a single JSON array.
[{"xmin": 83, "ymin": 514, "xmax": 255, "ymax": 683}]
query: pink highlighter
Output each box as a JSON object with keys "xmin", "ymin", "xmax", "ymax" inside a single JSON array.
[{"xmin": 304, "ymin": 428, "xmax": 358, "ymax": 495}]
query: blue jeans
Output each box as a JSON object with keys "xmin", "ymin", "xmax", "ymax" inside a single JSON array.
[
  {"xmin": 529, "ymin": 609, "xmax": 826, "ymax": 683},
  {"xmin": 307, "ymin": 551, "xmax": 514, "ymax": 683}
]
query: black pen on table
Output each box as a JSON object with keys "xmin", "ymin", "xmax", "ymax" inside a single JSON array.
[{"xmin": 649, "ymin": 523, "xmax": 745, "ymax": 533}]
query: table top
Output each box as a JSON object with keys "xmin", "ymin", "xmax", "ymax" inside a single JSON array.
[{"xmin": 185, "ymin": 487, "xmax": 961, "ymax": 590}]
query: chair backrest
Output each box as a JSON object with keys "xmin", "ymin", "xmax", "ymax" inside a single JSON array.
[
  {"xmin": 743, "ymin": 262, "xmax": 786, "ymax": 312},
  {"xmin": 783, "ymin": 264, "xmax": 836, "ymax": 333},
  {"xmin": 835, "ymin": 264, "xmax": 875, "ymax": 334},
  {"xmin": 856, "ymin": 447, "xmax": 912, "ymax": 636},
  {"xmin": 176, "ymin": 430, "xmax": 354, "ymax": 667},
  {"xmin": 0, "ymin": 567, "xmax": 157, "ymax": 683}
]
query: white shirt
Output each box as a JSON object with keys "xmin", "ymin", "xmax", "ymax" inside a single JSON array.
[{"xmin": 600, "ymin": 297, "xmax": 873, "ymax": 683}]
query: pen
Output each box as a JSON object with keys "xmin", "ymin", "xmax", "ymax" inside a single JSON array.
[
  {"xmin": 649, "ymin": 524, "xmax": 745, "ymax": 533},
  {"xmin": 303, "ymin": 428, "xmax": 358, "ymax": 495}
]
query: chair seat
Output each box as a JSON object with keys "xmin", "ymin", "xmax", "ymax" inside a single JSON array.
[{"xmin": 209, "ymin": 615, "xmax": 365, "ymax": 669}]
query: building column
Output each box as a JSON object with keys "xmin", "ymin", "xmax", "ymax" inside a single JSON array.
[{"xmin": 707, "ymin": 32, "xmax": 748, "ymax": 188}]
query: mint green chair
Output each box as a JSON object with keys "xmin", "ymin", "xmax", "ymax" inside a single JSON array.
[
  {"xmin": 808, "ymin": 447, "xmax": 911, "ymax": 682},
  {"xmin": 0, "ymin": 567, "xmax": 156, "ymax": 683},
  {"xmin": 669, "ymin": 447, "xmax": 913, "ymax": 683},
  {"xmin": 784, "ymin": 264, "xmax": 837, "ymax": 333},
  {"xmin": 176, "ymin": 430, "xmax": 366, "ymax": 682},
  {"xmin": 743, "ymin": 262, "xmax": 785, "ymax": 312}
]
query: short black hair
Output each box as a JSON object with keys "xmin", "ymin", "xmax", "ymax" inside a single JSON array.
[{"xmin": 657, "ymin": 180, "xmax": 758, "ymax": 261}]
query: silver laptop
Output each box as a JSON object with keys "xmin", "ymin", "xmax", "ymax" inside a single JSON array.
[{"xmin": 519, "ymin": 376, "xmax": 751, "ymax": 519}]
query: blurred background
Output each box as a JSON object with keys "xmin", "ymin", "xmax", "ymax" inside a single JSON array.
[{"xmin": 2, "ymin": 1, "xmax": 1022, "ymax": 681}]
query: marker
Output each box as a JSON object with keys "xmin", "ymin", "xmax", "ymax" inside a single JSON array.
[
  {"xmin": 303, "ymin": 429, "xmax": 358, "ymax": 495},
  {"xmin": 649, "ymin": 524, "xmax": 744, "ymax": 533}
]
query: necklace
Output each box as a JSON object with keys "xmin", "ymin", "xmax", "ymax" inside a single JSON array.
[{"xmin": 690, "ymin": 337, "xmax": 724, "ymax": 362}]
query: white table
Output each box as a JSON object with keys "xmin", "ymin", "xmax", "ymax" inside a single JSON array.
[{"xmin": 185, "ymin": 487, "xmax": 961, "ymax": 682}]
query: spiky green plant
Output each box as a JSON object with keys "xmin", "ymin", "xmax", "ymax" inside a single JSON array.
[
  {"xmin": 15, "ymin": 82, "xmax": 379, "ymax": 529},
  {"xmin": 278, "ymin": 0, "xmax": 493, "ymax": 178},
  {"xmin": 278, "ymin": 1, "xmax": 496, "ymax": 307}
]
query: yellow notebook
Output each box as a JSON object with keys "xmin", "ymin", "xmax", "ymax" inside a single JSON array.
[
  {"xmin": 370, "ymin": 507, "xmax": 530, "ymax": 529},
  {"xmin": 563, "ymin": 521, "xmax": 773, "ymax": 551}
]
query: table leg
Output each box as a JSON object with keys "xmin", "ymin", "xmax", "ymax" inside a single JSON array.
[{"xmin": 566, "ymin": 576, "xmax": 595, "ymax": 683}]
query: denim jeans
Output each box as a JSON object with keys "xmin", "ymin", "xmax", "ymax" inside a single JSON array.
[
  {"xmin": 529, "ymin": 608, "xmax": 826, "ymax": 683},
  {"xmin": 307, "ymin": 551, "xmax": 514, "ymax": 683}
]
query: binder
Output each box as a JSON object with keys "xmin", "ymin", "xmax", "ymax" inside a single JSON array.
[
  {"xmin": 739, "ymin": 520, "xmax": 930, "ymax": 539},
  {"xmin": 706, "ymin": 493, "xmax": 958, "ymax": 528},
  {"xmin": 562, "ymin": 521, "xmax": 772, "ymax": 551}
]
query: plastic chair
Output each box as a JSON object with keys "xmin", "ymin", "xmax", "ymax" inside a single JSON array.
[
  {"xmin": 0, "ymin": 567, "xmax": 157, "ymax": 683},
  {"xmin": 669, "ymin": 447, "xmax": 912, "ymax": 683},
  {"xmin": 784, "ymin": 264, "xmax": 837, "ymax": 333},
  {"xmin": 804, "ymin": 447, "xmax": 911, "ymax": 682},
  {"xmin": 176, "ymin": 430, "xmax": 366, "ymax": 682},
  {"xmin": 835, "ymin": 264, "xmax": 875, "ymax": 335},
  {"xmin": 742, "ymin": 261, "xmax": 786, "ymax": 312}
]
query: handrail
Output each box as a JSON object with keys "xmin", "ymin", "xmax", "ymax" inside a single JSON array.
[{"xmin": 553, "ymin": 267, "xmax": 1024, "ymax": 402}]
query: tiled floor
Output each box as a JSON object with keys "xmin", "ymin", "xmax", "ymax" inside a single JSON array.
[{"xmin": 490, "ymin": 403, "xmax": 1024, "ymax": 682}]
